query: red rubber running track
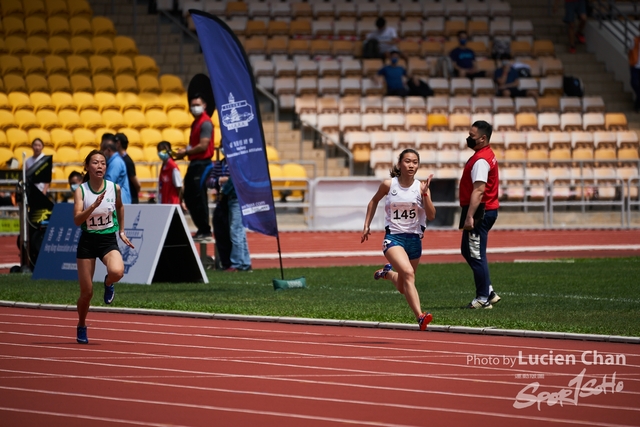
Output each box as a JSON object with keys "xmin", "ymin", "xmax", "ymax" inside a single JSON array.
[{"xmin": 1, "ymin": 307, "xmax": 639, "ymax": 427}]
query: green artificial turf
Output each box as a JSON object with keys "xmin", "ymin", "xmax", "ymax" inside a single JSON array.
[{"xmin": 1, "ymin": 257, "xmax": 639, "ymax": 337}]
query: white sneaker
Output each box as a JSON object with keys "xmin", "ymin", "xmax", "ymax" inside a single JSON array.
[{"xmin": 466, "ymin": 298, "xmax": 493, "ymax": 309}]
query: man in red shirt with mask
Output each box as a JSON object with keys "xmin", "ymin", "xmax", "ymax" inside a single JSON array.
[
  {"xmin": 459, "ymin": 120, "xmax": 501, "ymax": 309},
  {"xmin": 174, "ymin": 94, "xmax": 215, "ymax": 242}
]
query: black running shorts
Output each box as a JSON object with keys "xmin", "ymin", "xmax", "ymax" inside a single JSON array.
[{"xmin": 76, "ymin": 231, "xmax": 120, "ymax": 261}]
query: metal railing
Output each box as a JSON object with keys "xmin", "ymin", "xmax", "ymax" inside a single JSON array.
[
  {"xmin": 299, "ymin": 121, "xmax": 354, "ymax": 176},
  {"xmin": 592, "ymin": 0, "xmax": 640, "ymax": 51}
]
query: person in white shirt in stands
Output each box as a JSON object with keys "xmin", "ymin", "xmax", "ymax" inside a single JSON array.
[
  {"xmin": 365, "ymin": 17, "xmax": 404, "ymax": 61},
  {"xmin": 24, "ymin": 138, "xmax": 49, "ymax": 195}
]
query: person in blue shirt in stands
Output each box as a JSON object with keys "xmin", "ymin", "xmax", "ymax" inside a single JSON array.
[
  {"xmin": 449, "ymin": 31, "xmax": 485, "ymax": 79},
  {"xmin": 100, "ymin": 133, "xmax": 132, "ymax": 204},
  {"xmin": 376, "ymin": 50, "xmax": 410, "ymax": 96}
]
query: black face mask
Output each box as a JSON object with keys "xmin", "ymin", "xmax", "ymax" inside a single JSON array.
[{"xmin": 466, "ymin": 136, "xmax": 479, "ymax": 149}]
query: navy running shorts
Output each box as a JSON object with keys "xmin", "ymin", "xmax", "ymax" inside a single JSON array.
[{"xmin": 382, "ymin": 233, "xmax": 423, "ymax": 260}]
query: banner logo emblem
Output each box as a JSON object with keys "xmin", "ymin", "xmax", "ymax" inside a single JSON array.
[{"xmin": 221, "ymin": 92, "xmax": 254, "ymax": 132}]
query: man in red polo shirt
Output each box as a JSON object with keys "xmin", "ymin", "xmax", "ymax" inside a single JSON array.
[
  {"xmin": 459, "ymin": 120, "xmax": 501, "ymax": 309},
  {"xmin": 174, "ymin": 94, "xmax": 215, "ymax": 242}
]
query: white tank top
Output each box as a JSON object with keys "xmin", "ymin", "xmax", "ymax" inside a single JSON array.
[
  {"xmin": 384, "ymin": 177, "xmax": 426, "ymax": 235},
  {"xmin": 81, "ymin": 180, "xmax": 119, "ymax": 234}
]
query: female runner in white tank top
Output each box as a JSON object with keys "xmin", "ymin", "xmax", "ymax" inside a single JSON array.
[
  {"xmin": 73, "ymin": 150, "xmax": 134, "ymax": 344},
  {"xmin": 361, "ymin": 149, "xmax": 436, "ymax": 330}
]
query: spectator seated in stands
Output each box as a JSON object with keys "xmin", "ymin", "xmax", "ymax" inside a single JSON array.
[
  {"xmin": 364, "ymin": 17, "xmax": 405, "ymax": 61},
  {"xmin": 376, "ymin": 51, "xmax": 431, "ymax": 97},
  {"xmin": 449, "ymin": 31, "xmax": 485, "ymax": 79},
  {"xmin": 493, "ymin": 59, "xmax": 539, "ymax": 98}
]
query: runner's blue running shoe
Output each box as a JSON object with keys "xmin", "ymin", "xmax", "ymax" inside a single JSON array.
[
  {"xmin": 103, "ymin": 275, "xmax": 115, "ymax": 304},
  {"xmin": 77, "ymin": 326, "xmax": 88, "ymax": 344},
  {"xmin": 374, "ymin": 263, "xmax": 393, "ymax": 280}
]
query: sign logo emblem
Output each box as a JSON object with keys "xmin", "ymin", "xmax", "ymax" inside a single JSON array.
[
  {"xmin": 221, "ymin": 92, "xmax": 254, "ymax": 132},
  {"xmin": 119, "ymin": 211, "xmax": 143, "ymax": 273}
]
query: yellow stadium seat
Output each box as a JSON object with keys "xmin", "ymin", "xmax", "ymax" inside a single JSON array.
[
  {"xmin": 92, "ymin": 74, "xmax": 115, "ymax": 92},
  {"xmin": 79, "ymin": 110, "xmax": 104, "ymax": 130},
  {"xmin": 282, "ymin": 162, "xmax": 308, "ymax": 200},
  {"xmin": 6, "ymin": 128, "xmax": 29, "ymax": 149},
  {"xmin": 167, "ymin": 109, "xmax": 191, "ymax": 130},
  {"xmin": 95, "ymin": 91, "xmax": 120, "ymax": 112},
  {"xmin": 89, "ymin": 55, "xmax": 113, "ymax": 75},
  {"xmin": 123, "ymin": 110, "xmax": 147, "ymax": 130},
  {"xmin": 113, "ymin": 36, "xmax": 138, "ymax": 56},
  {"xmin": 48, "ymin": 75, "xmax": 72, "ymax": 93},
  {"xmin": 55, "ymin": 145, "xmax": 81, "ymax": 163},
  {"xmin": 63, "ymin": 165, "xmax": 84, "ymax": 182},
  {"xmin": 102, "ymin": 110, "xmax": 125, "ymax": 130},
  {"xmin": 14, "ymin": 146, "xmax": 34, "ymax": 165},
  {"xmin": 30, "ymin": 92, "xmax": 55, "ymax": 112},
  {"xmin": 115, "ymin": 75, "xmax": 138, "ymax": 93},
  {"xmin": 133, "ymin": 55, "xmax": 159, "ymax": 76},
  {"xmin": 45, "ymin": 0, "xmax": 69, "ymax": 18},
  {"xmin": 115, "ymin": 92, "xmax": 141, "ymax": 112},
  {"xmin": 69, "ymin": 16, "xmax": 92, "ymax": 37},
  {"xmin": 8, "ymin": 92, "xmax": 33, "ymax": 112},
  {"xmin": 126, "ymin": 145, "xmax": 144, "ymax": 162},
  {"xmin": 142, "ymin": 146, "xmax": 158, "ymax": 162},
  {"xmin": 44, "ymin": 55, "xmax": 69, "ymax": 76},
  {"xmin": 73, "ymin": 92, "xmax": 98, "ymax": 111},
  {"xmin": 0, "ymin": 54, "xmax": 23, "ymax": 75},
  {"xmin": 92, "ymin": 16, "xmax": 116, "ymax": 37},
  {"xmin": 22, "ymin": 55, "xmax": 46, "ymax": 75},
  {"xmin": 112, "ymin": 55, "xmax": 135, "ymax": 75},
  {"xmin": 5, "ymin": 36, "xmax": 29, "ymax": 55},
  {"xmin": 0, "ymin": 38, "xmax": 6, "ymax": 55},
  {"xmin": 42, "ymin": 146, "xmax": 55, "ymax": 157},
  {"xmin": 51, "ymin": 91, "xmax": 77, "ymax": 112},
  {"xmin": 138, "ymin": 75, "xmax": 161, "ymax": 94},
  {"xmin": 136, "ymin": 163, "xmax": 156, "ymax": 189},
  {"xmin": 138, "ymin": 93, "xmax": 163, "ymax": 111},
  {"xmin": 92, "ymin": 36, "xmax": 116, "ymax": 56},
  {"xmin": 4, "ymin": 74, "xmax": 28, "ymax": 92},
  {"xmin": 266, "ymin": 145, "xmax": 279, "ymax": 162},
  {"xmin": 36, "ymin": 109, "xmax": 61, "ymax": 130},
  {"xmin": 605, "ymin": 113, "xmax": 628, "ymax": 131},
  {"xmin": 70, "ymin": 36, "xmax": 94, "ymax": 56},
  {"xmin": 0, "ymin": 94, "xmax": 9, "ymax": 112},
  {"xmin": 145, "ymin": 110, "xmax": 169, "ymax": 130},
  {"xmin": 26, "ymin": 74, "xmax": 49, "ymax": 93},
  {"xmin": 51, "ymin": 166, "xmax": 66, "ymax": 189},
  {"xmin": 119, "ymin": 127, "xmax": 141, "ymax": 147},
  {"xmin": 71, "ymin": 75, "xmax": 94, "ymax": 93},
  {"xmin": 269, "ymin": 163, "xmax": 283, "ymax": 200},
  {"xmin": 0, "ymin": 129, "xmax": 6, "ymax": 146},
  {"xmin": 26, "ymin": 36, "xmax": 51, "ymax": 55},
  {"xmin": 0, "ymin": 147, "xmax": 15, "ymax": 165},
  {"xmin": 427, "ymin": 114, "xmax": 448, "ymax": 131},
  {"xmin": 161, "ymin": 127, "xmax": 185, "ymax": 147},
  {"xmin": 15, "ymin": 110, "xmax": 39, "ymax": 130},
  {"xmin": 79, "ymin": 144, "xmax": 97, "ymax": 159},
  {"xmin": 25, "ymin": 16, "xmax": 48, "ymax": 37},
  {"xmin": 24, "ymin": 0, "xmax": 46, "ymax": 17},
  {"xmin": 159, "ymin": 75, "xmax": 185, "ymax": 94},
  {"xmin": 159, "ymin": 92, "xmax": 187, "ymax": 112},
  {"xmin": 58, "ymin": 109, "xmax": 82, "ymax": 130},
  {"xmin": 47, "ymin": 16, "xmax": 70, "ymax": 37},
  {"xmin": 73, "ymin": 128, "xmax": 95, "ymax": 147},
  {"xmin": 0, "ymin": 75, "xmax": 5, "ymax": 92},
  {"xmin": 2, "ymin": 17, "xmax": 25, "ymax": 37},
  {"xmin": 67, "ymin": 55, "xmax": 91, "ymax": 75},
  {"xmin": 50, "ymin": 128, "xmax": 74, "ymax": 149},
  {"xmin": 67, "ymin": 0, "xmax": 93, "ymax": 18},
  {"xmin": 140, "ymin": 128, "xmax": 163, "ymax": 147},
  {"xmin": 0, "ymin": 110, "xmax": 17, "ymax": 131},
  {"xmin": 29, "ymin": 128, "xmax": 51, "ymax": 146},
  {"xmin": 48, "ymin": 36, "xmax": 72, "ymax": 55}
]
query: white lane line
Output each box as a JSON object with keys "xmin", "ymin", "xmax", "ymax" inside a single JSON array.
[
  {"xmin": 0, "ymin": 406, "xmax": 194, "ymax": 427},
  {"xmin": 3, "ymin": 314, "xmax": 640, "ymax": 360},
  {"xmin": 0, "ymin": 379, "xmax": 636, "ymax": 427},
  {"xmin": 250, "ymin": 245, "xmax": 640, "ymax": 259},
  {"xmin": 2, "ymin": 338, "xmax": 640, "ymax": 408}
]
